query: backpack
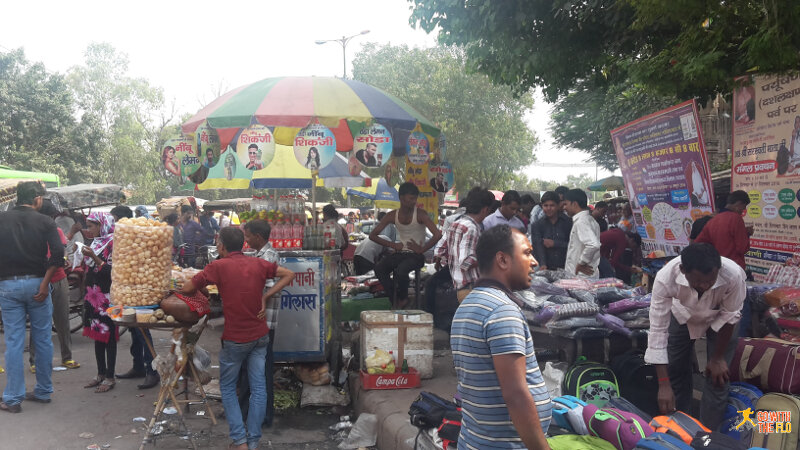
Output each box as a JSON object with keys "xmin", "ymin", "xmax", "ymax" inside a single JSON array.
[
  {"xmin": 720, "ymin": 382, "xmax": 763, "ymax": 441},
  {"xmin": 611, "ymin": 350, "xmax": 660, "ymax": 417},
  {"xmin": 582, "ymin": 403, "xmax": 654, "ymax": 450},
  {"xmin": 563, "ymin": 358, "xmax": 620, "ymax": 407},
  {"xmin": 437, "ymin": 410, "xmax": 461, "ymax": 450},
  {"xmin": 408, "ymin": 391, "xmax": 459, "ymax": 429},
  {"xmin": 689, "ymin": 431, "xmax": 748, "ymax": 450},
  {"xmin": 548, "ymin": 434, "xmax": 617, "ymax": 450},
  {"xmin": 634, "ymin": 432, "xmax": 693, "ymax": 450},
  {"xmin": 607, "ymin": 396, "xmax": 654, "ymax": 423},
  {"xmin": 552, "ymin": 395, "xmax": 589, "ymax": 435},
  {"xmin": 650, "ymin": 411, "xmax": 711, "ymax": 444},
  {"xmin": 749, "ymin": 393, "xmax": 800, "ymax": 450}
]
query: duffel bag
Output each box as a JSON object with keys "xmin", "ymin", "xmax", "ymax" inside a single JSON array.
[
  {"xmin": 730, "ymin": 337, "xmax": 800, "ymax": 394},
  {"xmin": 749, "ymin": 393, "xmax": 800, "ymax": 450}
]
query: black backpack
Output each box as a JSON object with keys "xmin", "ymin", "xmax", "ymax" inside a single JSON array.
[
  {"xmin": 562, "ymin": 358, "xmax": 619, "ymax": 407},
  {"xmin": 408, "ymin": 391, "xmax": 461, "ymax": 449},
  {"xmin": 611, "ymin": 350, "xmax": 660, "ymax": 417}
]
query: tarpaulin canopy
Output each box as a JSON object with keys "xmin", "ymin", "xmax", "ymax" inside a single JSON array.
[
  {"xmin": 587, "ymin": 175, "xmax": 625, "ymax": 192},
  {"xmin": 319, "ymin": 153, "xmax": 369, "ymax": 188},
  {"xmin": 0, "ymin": 165, "xmax": 59, "ymax": 187},
  {"xmin": 47, "ymin": 184, "xmax": 125, "ymax": 210},
  {"xmin": 346, "ymin": 178, "xmax": 400, "ymax": 209}
]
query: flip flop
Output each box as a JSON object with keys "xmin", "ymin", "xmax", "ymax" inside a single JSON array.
[
  {"xmin": 95, "ymin": 379, "xmax": 115, "ymax": 393},
  {"xmin": 63, "ymin": 360, "xmax": 81, "ymax": 369}
]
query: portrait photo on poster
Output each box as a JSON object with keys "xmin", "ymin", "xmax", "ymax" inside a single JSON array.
[
  {"xmin": 406, "ymin": 131, "xmax": 430, "ymax": 166},
  {"xmin": 353, "ymin": 123, "xmax": 392, "ymax": 169},
  {"xmin": 224, "ymin": 152, "xmax": 237, "ymax": 181},
  {"xmin": 294, "ymin": 123, "xmax": 336, "ymax": 171},
  {"xmin": 429, "ymin": 161, "xmax": 454, "ymax": 193},
  {"xmin": 236, "ymin": 124, "xmax": 276, "ymax": 171}
]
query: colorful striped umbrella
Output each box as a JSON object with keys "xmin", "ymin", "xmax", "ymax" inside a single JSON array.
[{"xmin": 182, "ymin": 76, "xmax": 440, "ymax": 154}]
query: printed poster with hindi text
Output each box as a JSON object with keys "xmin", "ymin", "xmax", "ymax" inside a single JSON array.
[
  {"xmin": 732, "ymin": 73, "xmax": 800, "ymax": 279},
  {"xmin": 611, "ymin": 100, "xmax": 715, "ymax": 257}
]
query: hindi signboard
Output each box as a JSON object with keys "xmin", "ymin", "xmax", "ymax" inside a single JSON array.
[
  {"xmin": 732, "ymin": 74, "xmax": 800, "ymax": 279},
  {"xmin": 611, "ymin": 100, "xmax": 715, "ymax": 256}
]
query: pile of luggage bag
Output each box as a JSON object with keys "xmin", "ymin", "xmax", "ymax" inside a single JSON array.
[{"xmin": 547, "ymin": 346, "xmax": 800, "ymax": 450}]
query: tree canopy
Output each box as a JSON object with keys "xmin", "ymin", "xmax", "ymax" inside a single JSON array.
[
  {"xmin": 352, "ymin": 43, "xmax": 537, "ymax": 192},
  {"xmin": 409, "ymin": 0, "xmax": 800, "ymax": 102}
]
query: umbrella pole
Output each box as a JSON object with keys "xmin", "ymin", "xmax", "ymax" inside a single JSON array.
[{"xmin": 311, "ymin": 173, "xmax": 318, "ymax": 228}]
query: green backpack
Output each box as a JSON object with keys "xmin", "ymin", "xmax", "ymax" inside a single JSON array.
[
  {"xmin": 562, "ymin": 358, "xmax": 620, "ymax": 407},
  {"xmin": 547, "ymin": 434, "xmax": 616, "ymax": 450}
]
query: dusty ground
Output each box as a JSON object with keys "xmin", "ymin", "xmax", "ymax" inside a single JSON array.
[{"xmin": 0, "ymin": 323, "xmax": 352, "ymax": 450}]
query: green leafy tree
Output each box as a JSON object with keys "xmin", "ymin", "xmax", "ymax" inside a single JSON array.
[
  {"xmin": 0, "ymin": 48, "xmax": 104, "ymax": 182},
  {"xmin": 550, "ymin": 80, "xmax": 678, "ymax": 170},
  {"xmin": 409, "ymin": 0, "xmax": 800, "ymax": 101},
  {"xmin": 67, "ymin": 43, "xmax": 174, "ymax": 203},
  {"xmin": 352, "ymin": 43, "xmax": 537, "ymax": 193}
]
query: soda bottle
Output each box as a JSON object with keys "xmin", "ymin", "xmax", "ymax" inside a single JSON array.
[
  {"xmin": 267, "ymin": 219, "xmax": 275, "ymax": 247},
  {"xmin": 292, "ymin": 219, "xmax": 304, "ymax": 250},
  {"xmin": 401, "ymin": 358, "xmax": 409, "ymax": 374}
]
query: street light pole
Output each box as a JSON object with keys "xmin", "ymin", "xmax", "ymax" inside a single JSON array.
[{"xmin": 315, "ymin": 30, "xmax": 370, "ymax": 79}]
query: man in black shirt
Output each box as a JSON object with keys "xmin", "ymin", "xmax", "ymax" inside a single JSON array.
[
  {"xmin": 530, "ymin": 191, "xmax": 572, "ymax": 270},
  {"xmin": 0, "ymin": 181, "xmax": 64, "ymax": 412}
]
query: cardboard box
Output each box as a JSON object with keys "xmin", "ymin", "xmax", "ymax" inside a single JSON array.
[{"xmin": 360, "ymin": 310, "xmax": 434, "ymax": 379}]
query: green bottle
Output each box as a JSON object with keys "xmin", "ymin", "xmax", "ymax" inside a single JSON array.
[{"xmin": 401, "ymin": 358, "xmax": 409, "ymax": 374}]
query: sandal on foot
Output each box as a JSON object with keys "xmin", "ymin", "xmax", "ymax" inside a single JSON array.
[
  {"xmin": 95, "ymin": 379, "xmax": 115, "ymax": 393},
  {"xmin": 84, "ymin": 376, "xmax": 104, "ymax": 389},
  {"xmin": 63, "ymin": 360, "xmax": 81, "ymax": 369}
]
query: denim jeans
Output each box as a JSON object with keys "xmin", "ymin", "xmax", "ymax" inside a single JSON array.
[
  {"xmin": 219, "ymin": 335, "xmax": 268, "ymax": 449},
  {"xmin": 0, "ymin": 277, "xmax": 54, "ymax": 405}
]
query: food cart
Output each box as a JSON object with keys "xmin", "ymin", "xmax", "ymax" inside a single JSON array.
[{"xmin": 273, "ymin": 249, "xmax": 342, "ymax": 374}]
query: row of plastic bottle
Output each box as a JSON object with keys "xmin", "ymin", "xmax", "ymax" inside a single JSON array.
[
  {"xmin": 269, "ymin": 219, "xmax": 305, "ymax": 249},
  {"xmin": 252, "ymin": 194, "xmax": 306, "ymax": 222}
]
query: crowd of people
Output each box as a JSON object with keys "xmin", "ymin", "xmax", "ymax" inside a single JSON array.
[{"xmin": 0, "ymin": 179, "xmax": 759, "ymax": 449}]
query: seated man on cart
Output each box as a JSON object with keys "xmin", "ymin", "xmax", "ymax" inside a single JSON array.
[{"xmin": 181, "ymin": 227, "xmax": 294, "ymax": 450}]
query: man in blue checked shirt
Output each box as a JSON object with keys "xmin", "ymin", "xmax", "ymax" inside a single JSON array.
[{"xmin": 451, "ymin": 225, "xmax": 551, "ymax": 449}]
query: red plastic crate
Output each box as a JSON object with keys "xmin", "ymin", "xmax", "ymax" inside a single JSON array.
[{"xmin": 360, "ymin": 368, "xmax": 421, "ymax": 390}]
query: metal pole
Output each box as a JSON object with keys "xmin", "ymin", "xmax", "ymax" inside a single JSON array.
[
  {"xmin": 341, "ymin": 36, "xmax": 347, "ymax": 78},
  {"xmin": 311, "ymin": 173, "xmax": 318, "ymax": 229}
]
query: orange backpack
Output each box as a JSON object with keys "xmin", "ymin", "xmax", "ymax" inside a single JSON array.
[{"xmin": 649, "ymin": 411, "xmax": 710, "ymax": 444}]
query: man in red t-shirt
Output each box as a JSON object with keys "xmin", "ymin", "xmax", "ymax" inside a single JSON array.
[
  {"xmin": 695, "ymin": 190, "xmax": 752, "ymax": 271},
  {"xmin": 181, "ymin": 227, "xmax": 293, "ymax": 450}
]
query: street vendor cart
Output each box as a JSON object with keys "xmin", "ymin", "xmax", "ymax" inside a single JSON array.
[{"xmin": 273, "ymin": 249, "xmax": 343, "ymax": 374}]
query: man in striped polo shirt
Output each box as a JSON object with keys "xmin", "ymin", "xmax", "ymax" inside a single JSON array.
[{"xmin": 451, "ymin": 225, "xmax": 551, "ymax": 449}]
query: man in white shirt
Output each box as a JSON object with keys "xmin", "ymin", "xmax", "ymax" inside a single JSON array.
[
  {"xmin": 645, "ymin": 243, "xmax": 746, "ymax": 430},
  {"xmin": 482, "ymin": 190, "xmax": 525, "ymax": 232},
  {"xmin": 353, "ymin": 212, "xmax": 396, "ymax": 275},
  {"xmin": 563, "ymin": 189, "xmax": 600, "ymax": 279}
]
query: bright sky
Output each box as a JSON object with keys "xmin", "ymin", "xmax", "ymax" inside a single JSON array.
[{"xmin": 2, "ymin": 0, "xmax": 614, "ymax": 184}]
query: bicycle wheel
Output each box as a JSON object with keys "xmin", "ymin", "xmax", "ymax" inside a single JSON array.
[{"xmin": 69, "ymin": 303, "xmax": 84, "ymax": 333}]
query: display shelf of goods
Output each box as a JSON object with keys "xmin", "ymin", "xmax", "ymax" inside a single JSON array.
[{"xmin": 111, "ymin": 217, "xmax": 173, "ymax": 306}]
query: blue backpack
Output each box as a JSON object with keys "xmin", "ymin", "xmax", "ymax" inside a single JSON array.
[
  {"xmin": 635, "ymin": 432, "xmax": 692, "ymax": 450},
  {"xmin": 551, "ymin": 395, "xmax": 589, "ymax": 435},
  {"xmin": 719, "ymin": 382, "xmax": 763, "ymax": 441}
]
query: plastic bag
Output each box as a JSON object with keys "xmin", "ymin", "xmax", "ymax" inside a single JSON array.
[
  {"xmin": 554, "ymin": 278, "xmax": 592, "ymax": 291},
  {"xmin": 536, "ymin": 269, "xmax": 573, "ymax": 283},
  {"xmin": 594, "ymin": 287, "xmax": 632, "ymax": 305},
  {"xmin": 192, "ymin": 345, "xmax": 211, "ymax": 372},
  {"xmin": 568, "ymin": 289, "xmax": 596, "ymax": 303},
  {"xmin": 533, "ymin": 305, "xmax": 560, "ymax": 324},
  {"xmin": 364, "ymin": 349, "xmax": 395, "ymax": 374},
  {"xmin": 617, "ymin": 307, "xmax": 650, "ymax": 321},
  {"xmin": 543, "ymin": 361, "xmax": 568, "ymax": 398},
  {"xmin": 548, "ymin": 295, "xmax": 578, "ymax": 305},
  {"xmin": 624, "ymin": 318, "xmax": 650, "ymax": 329},
  {"xmin": 295, "ymin": 362, "xmax": 332, "ymax": 386},
  {"xmin": 531, "ymin": 275, "xmax": 550, "ymax": 285},
  {"xmin": 338, "ymin": 413, "xmax": 378, "ymax": 449},
  {"xmin": 516, "ymin": 290, "xmax": 553, "ymax": 311},
  {"xmin": 546, "ymin": 316, "xmax": 601, "ymax": 330},
  {"xmin": 553, "ymin": 302, "xmax": 600, "ymax": 320},
  {"xmin": 590, "ymin": 278, "xmax": 626, "ymax": 289},
  {"xmin": 529, "ymin": 279, "xmax": 569, "ymax": 297},
  {"xmin": 596, "ymin": 313, "xmax": 632, "ymax": 337},
  {"xmin": 605, "ymin": 298, "xmax": 649, "ymax": 315}
]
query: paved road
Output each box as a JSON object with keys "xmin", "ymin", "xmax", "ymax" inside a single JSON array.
[{"xmin": 0, "ymin": 323, "xmax": 354, "ymax": 449}]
